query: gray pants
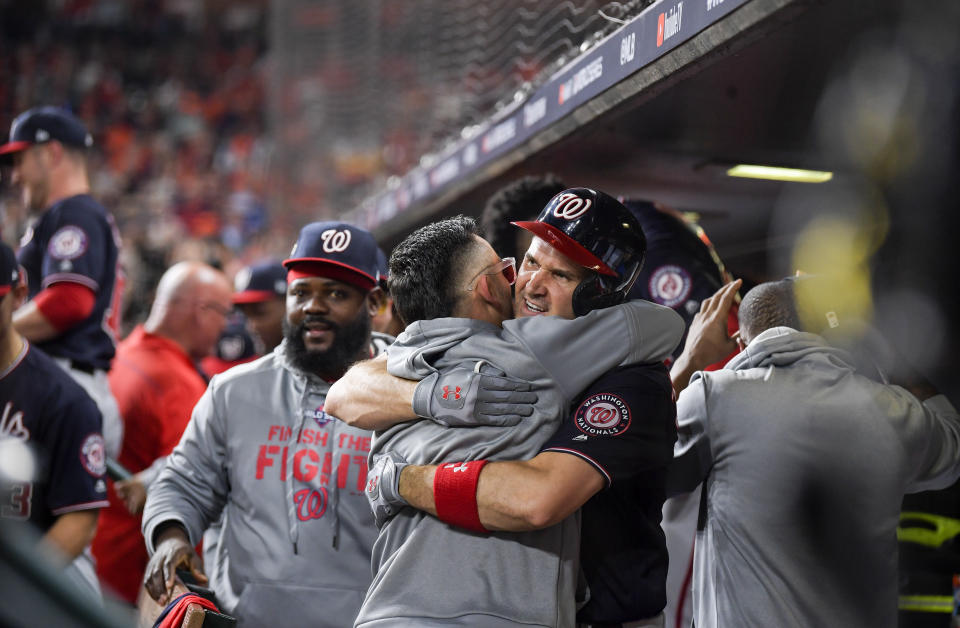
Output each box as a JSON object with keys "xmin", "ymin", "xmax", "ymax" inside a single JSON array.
[
  {"xmin": 62, "ymin": 547, "xmax": 103, "ymax": 603},
  {"xmin": 53, "ymin": 357, "xmax": 123, "ymax": 459}
]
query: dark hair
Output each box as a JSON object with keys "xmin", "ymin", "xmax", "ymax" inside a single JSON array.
[
  {"xmin": 388, "ymin": 216, "xmax": 482, "ymax": 324},
  {"xmin": 738, "ymin": 278, "xmax": 802, "ymax": 342},
  {"xmin": 480, "ymin": 174, "xmax": 566, "ymax": 261}
]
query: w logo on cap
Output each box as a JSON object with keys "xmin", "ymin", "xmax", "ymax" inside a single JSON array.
[
  {"xmin": 551, "ymin": 192, "xmax": 592, "ymax": 220},
  {"xmin": 320, "ymin": 229, "xmax": 352, "ymax": 253}
]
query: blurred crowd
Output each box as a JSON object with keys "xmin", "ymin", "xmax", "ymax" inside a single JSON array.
[{"xmin": 0, "ymin": 0, "xmax": 283, "ymax": 334}]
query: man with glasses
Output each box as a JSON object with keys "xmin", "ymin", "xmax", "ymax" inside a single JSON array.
[
  {"xmin": 91, "ymin": 261, "xmax": 232, "ymax": 604},
  {"xmin": 141, "ymin": 222, "xmax": 395, "ymax": 627},
  {"xmin": 1, "ymin": 106, "xmax": 124, "ymax": 460},
  {"xmin": 327, "ymin": 189, "xmax": 684, "ymax": 627}
]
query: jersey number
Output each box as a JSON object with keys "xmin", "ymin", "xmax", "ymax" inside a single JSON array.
[{"xmin": 1, "ymin": 483, "xmax": 32, "ymax": 520}]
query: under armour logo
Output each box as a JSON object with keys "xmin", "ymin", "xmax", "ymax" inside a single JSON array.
[
  {"xmin": 320, "ymin": 229, "xmax": 352, "ymax": 253},
  {"xmin": 445, "ymin": 463, "xmax": 469, "ymax": 473},
  {"xmin": 441, "ymin": 385, "xmax": 462, "ymax": 400}
]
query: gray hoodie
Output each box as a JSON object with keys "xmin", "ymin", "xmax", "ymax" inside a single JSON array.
[
  {"xmin": 355, "ymin": 300, "xmax": 684, "ymax": 627},
  {"xmin": 671, "ymin": 326, "xmax": 960, "ymax": 628},
  {"xmin": 143, "ymin": 337, "xmax": 390, "ymax": 628}
]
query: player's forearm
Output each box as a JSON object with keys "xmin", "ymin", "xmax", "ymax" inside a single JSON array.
[
  {"xmin": 670, "ymin": 353, "xmax": 699, "ymax": 396},
  {"xmin": 475, "ymin": 459, "xmax": 570, "ymax": 531},
  {"xmin": 43, "ymin": 510, "xmax": 99, "ymax": 562},
  {"xmin": 12, "ymin": 301, "xmax": 60, "ymax": 342},
  {"xmin": 398, "ymin": 464, "xmax": 439, "ymax": 516},
  {"xmin": 399, "ymin": 455, "xmax": 598, "ymax": 532},
  {"xmin": 326, "ymin": 355, "xmax": 419, "ymax": 430},
  {"xmin": 152, "ymin": 520, "xmax": 191, "ymax": 548}
]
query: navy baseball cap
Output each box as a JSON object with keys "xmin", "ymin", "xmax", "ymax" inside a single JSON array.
[
  {"xmin": 283, "ymin": 221, "xmax": 380, "ymax": 292},
  {"xmin": 233, "ymin": 260, "xmax": 287, "ymax": 304},
  {"xmin": 201, "ymin": 317, "xmax": 259, "ymax": 376},
  {"xmin": 0, "ymin": 242, "xmax": 21, "ymax": 297},
  {"xmin": 0, "ymin": 106, "xmax": 93, "ymax": 164}
]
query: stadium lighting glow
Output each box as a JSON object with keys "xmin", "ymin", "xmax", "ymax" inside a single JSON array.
[{"xmin": 726, "ymin": 164, "xmax": 833, "ymax": 183}]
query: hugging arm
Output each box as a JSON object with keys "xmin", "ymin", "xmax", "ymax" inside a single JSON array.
[
  {"xmin": 327, "ymin": 355, "xmax": 537, "ymax": 430},
  {"xmin": 370, "ymin": 451, "xmax": 603, "ymax": 531}
]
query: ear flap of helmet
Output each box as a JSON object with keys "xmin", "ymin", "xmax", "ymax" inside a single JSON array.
[
  {"xmin": 572, "ymin": 275, "xmax": 626, "ymax": 316},
  {"xmin": 571, "ymin": 251, "xmax": 646, "ymax": 316}
]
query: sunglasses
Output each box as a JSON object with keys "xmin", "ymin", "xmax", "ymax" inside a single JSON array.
[{"xmin": 465, "ymin": 257, "xmax": 516, "ymax": 291}]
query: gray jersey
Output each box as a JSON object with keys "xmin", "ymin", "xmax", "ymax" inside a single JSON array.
[
  {"xmin": 355, "ymin": 300, "xmax": 684, "ymax": 628},
  {"xmin": 671, "ymin": 327, "xmax": 960, "ymax": 628},
  {"xmin": 143, "ymin": 339, "xmax": 388, "ymax": 628}
]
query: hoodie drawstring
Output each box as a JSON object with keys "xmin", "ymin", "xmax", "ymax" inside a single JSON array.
[
  {"xmin": 286, "ymin": 381, "xmax": 312, "ymax": 554},
  {"xmin": 331, "ymin": 421, "xmax": 341, "ymax": 550}
]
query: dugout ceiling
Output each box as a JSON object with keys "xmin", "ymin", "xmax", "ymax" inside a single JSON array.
[{"xmin": 351, "ymin": 0, "xmax": 954, "ymax": 282}]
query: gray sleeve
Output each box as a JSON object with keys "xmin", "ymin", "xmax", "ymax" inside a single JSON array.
[
  {"xmin": 139, "ymin": 455, "xmax": 168, "ymax": 488},
  {"xmin": 142, "ymin": 385, "xmax": 230, "ymax": 553},
  {"xmin": 510, "ymin": 300, "xmax": 684, "ymax": 400},
  {"xmin": 386, "ymin": 324, "xmax": 477, "ymax": 379},
  {"xmin": 667, "ymin": 374, "xmax": 714, "ymax": 496},
  {"xmin": 896, "ymin": 392, "xmax": 960, "ymax": 493}
]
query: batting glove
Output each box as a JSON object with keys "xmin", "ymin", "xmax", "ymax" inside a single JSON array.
[
  {"xmin": 412, "ymin": 361, "xmax": 537, "ymax": 428},
  {"xmin": 366, "ymin": 451, "xmax": 409, "ymax": 528}
]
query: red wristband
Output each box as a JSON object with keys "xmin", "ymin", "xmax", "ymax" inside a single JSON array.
[{"xmin": 433, "ymin": 460, "xmax": 488, "ymax": 533}]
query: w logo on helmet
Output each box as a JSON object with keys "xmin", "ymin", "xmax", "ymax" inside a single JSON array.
[
  {"xmin": 552, "ymin": 193, "xmax": 592, "ymax": 220},
  {"xmin": 320, "ymin": 229, "xmax": 352, "ymax": 253}
]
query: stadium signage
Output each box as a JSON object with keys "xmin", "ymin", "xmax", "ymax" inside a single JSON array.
[
  {"xmin": 482, "ymin": 118, "xmax": 517, "ymax": 153},
  {"xmin": 559, "ymin": 57, "xmax": 604, "ymax": 105},
  {"xmin": 430, "ymin": 156, "xmax": 460, "ymax": 187},
  {"xmin": 524, "ymin": 97, "xmax": 547, "ymax": 127},
  {"xmin": 657, "ymin": 2, "xmax": 684, "ymax": 47},
  {"xmin": 350, "ymin": 0, "xmax": 751, "ymax": 232}
]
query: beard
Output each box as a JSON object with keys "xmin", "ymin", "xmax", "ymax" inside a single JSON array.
[{"xmin": 283, "ymin": 308, "xmax": 371, "ymax": 378}]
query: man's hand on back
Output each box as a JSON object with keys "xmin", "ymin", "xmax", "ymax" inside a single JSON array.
[
  {"xmin": 366, "ymin": 451, "xmax": 410, "ymax": 527},
  {"xmin": 413, "ymin": 362, "xmax": 537, "ymax": 427}
]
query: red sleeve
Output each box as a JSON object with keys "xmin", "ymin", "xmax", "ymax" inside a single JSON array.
[{"xmin": 33, "ymin": 282, "xmax": 96, "ymax": 331}]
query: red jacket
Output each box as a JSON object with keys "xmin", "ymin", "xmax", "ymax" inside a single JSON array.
[{"xmin": 92, "ymin": 326, "xmax": 208, "ymax": 603}]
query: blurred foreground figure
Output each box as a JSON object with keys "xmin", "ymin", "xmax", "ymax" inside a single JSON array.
[
  {"xmin": 0, "ymin": 242, "xmax": 108, "ymax": 599},
  {"xmin": 2, "ymin": 106, "xmax": 124, "ymax": 459},
  {"xmin": 668, "ymin": 276, "xmax": 960, "ymax": 628},
  {"xmin": 93, "ymin": 262, "xmax": 232, "ymax": 604}
]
